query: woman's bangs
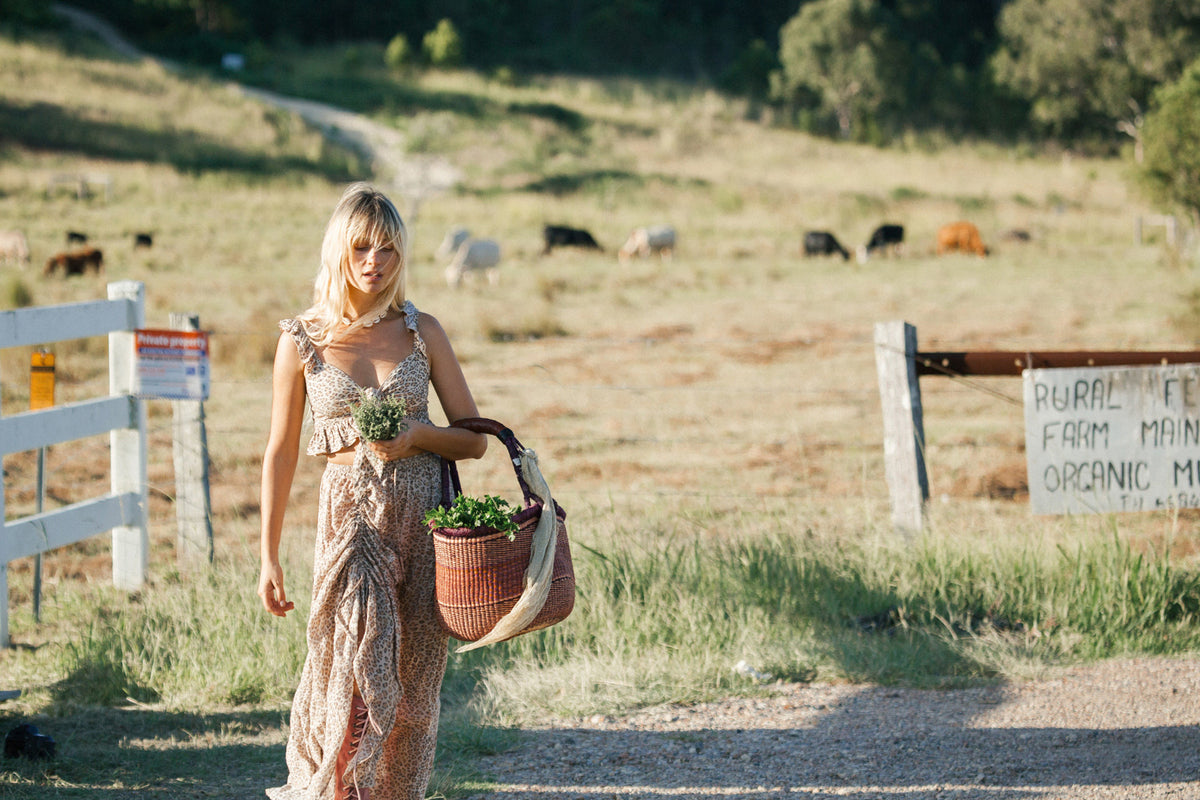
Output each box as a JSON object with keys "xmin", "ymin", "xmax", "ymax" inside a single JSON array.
[{"xmin": 348, "ymin": 211, "xmax": 402, "ymax": 251}]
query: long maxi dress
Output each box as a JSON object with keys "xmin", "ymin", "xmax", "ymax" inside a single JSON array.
[{"xmin": 268, "ymin": 301, "xmax": 448, "ymax": 800}]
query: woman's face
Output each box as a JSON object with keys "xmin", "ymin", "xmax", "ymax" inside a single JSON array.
[{"xmin": 346, "ymin": 236, "xmax": 399, "ymax": 297}]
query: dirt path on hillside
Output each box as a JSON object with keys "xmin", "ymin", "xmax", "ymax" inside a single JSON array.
[
  {"xmin": 233, "ymin": 84, "xmax": 461, "ymax": 201},
  {"xmin": 51, "ymin": 3, "xmax": 460, "ymax": 207}
]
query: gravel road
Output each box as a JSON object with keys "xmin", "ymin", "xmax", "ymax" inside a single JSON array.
[{"xmin": 469, "ymin": 656, "xmax": 1200, "ymax": 800}]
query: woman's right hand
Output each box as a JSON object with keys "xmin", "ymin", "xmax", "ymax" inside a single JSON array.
[{"xmin": 258, "ymin": 560, "xmax": 295, "ymax": 617}]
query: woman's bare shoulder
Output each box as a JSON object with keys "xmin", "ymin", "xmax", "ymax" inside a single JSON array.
[{"xmin": 415, "ymin": 310, "xmax": 451, "ymax": 344}]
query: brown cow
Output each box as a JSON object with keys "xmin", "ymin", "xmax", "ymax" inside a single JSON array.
[
  {"xmin": 936, "ymin": 221, "xmax": 988, "ymax": 256},
  {"xmin": 44, "ymin": 246, "xmax": 104, "ymax": 277}
]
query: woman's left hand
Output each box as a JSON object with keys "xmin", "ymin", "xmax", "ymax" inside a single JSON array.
[{"xmin": 366, "ymin": 420, "xmax": 428, "ymax": 462}]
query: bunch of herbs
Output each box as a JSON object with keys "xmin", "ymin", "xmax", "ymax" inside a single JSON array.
[
  {"xmin": 425, "ymin": 494, "xmax": 521, "ymax": 540},
  {"xmin": 350, "ymin": 394, "xmax": 407, "ymax": 441}
]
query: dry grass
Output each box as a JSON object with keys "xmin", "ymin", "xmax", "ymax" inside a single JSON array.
[{"xmin": 0, "ymin": 28, "xmax": 1197, "ymax": 605}]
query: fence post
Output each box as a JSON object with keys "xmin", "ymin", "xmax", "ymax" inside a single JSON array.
[
  {"xmin": 170, "ymin": 312, "xmax": 214, "ymax": 569},
  {"xmin": 0, "ymin": 337, "xmax": 6, "ymax": 645},
  {"xmin": 874, "ymin": 320, "xmax": 929, "ymax": 534},
  {"xmin": 109, "ymin": 281, "xmax": 148, "ymax": 590}
]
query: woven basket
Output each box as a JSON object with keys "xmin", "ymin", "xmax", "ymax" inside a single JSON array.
[{"xmin": 430, "ymin": 418, "xmax": 575, "ymax": 643}]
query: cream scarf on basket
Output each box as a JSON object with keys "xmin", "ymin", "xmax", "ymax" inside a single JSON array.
[{"xmin": 454, "ymin": 446, "xmax": 558, "ymax": 653}]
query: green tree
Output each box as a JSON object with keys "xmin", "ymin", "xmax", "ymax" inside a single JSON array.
[
  {"xmin": 1141, "ymin": 59, "xmax": 1200, "ymax": 223},
  {"xmin": 422, "ymin": 18, "xmax": 463, "ymax": 67},
  {"xmin": 992, "ymin": 0, "xmax": 1200, "ymax": 152},
  {"xmin": 385, "ymin": 33, "xmax": 411, "ymax": 71},
  {"xmin": 720, "ymin": 39, "xmax": 778, "ymax": 102},
  {"xmin": 772, "ymin": 0, "xmax": 906, "ymax": 140}
]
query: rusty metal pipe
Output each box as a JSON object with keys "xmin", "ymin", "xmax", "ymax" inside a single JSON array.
[{"xmin": 915, "ymin": 351, "xmax": 1200, "ymax": 377}]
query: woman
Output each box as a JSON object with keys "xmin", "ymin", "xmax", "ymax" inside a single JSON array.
[{"xmin": 258, "ymin": 182, "xmax": 486, "ymax": 800}]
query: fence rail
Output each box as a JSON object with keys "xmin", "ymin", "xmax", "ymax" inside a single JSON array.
[{"xmin": 0, "ymin": 281, "xmax": 147, "ymax": 646}]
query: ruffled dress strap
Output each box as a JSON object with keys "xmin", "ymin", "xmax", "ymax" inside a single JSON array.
[
  {"xmin": 402, "ymin": 301, "xmax": 426, "ymax": 358},
  {"xmin": 279, "ymin": 318, "xmax": 321, "ymax": 370}
]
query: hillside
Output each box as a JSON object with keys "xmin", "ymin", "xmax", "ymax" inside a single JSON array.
[{"xmin": 1, "ymin": 18, "xmax": 1188, "ymax": 560}]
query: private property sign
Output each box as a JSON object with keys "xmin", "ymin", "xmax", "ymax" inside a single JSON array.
[
  {"xmin": 134, "ymin": 328, "xmax": 210, "ymax": 401},
  {"xmin": 1024, "ymin": 364, "xmax": 1200, "ymax": 514}
]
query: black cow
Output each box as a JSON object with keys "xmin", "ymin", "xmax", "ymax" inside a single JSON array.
[
  {"xmin": 859, "ymin": 224, "xmax": 904, "ymax": 261},
  {"xmin": 803, "ymin": 230, "xmax": 850, "ymax": 261},
  {"xmin": 134, "ymin": 232, "xmax": 153, "ymax": 248},
  {"xmin": 66, "ymin": 230, "xmax": 87, "ymax": 245},
  {"xmin": 542, "ymin": 224, "xmax": 602, "ymax": 255},
  {"xmin": 999, "ymin": 228, "xmax": 1031, "ymax": 243}
]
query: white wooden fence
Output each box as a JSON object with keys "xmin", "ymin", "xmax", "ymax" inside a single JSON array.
[{"xmin": 0, "ymin": 281, "xmax": 148, "ymax": 645}]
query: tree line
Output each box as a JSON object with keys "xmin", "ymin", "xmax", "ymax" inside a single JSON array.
[{"xmin": 7, "ymin": 0, "xmax": 1200, "ymax": 219}]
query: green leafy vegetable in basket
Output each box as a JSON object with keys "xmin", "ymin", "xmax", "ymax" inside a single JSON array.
[
  {"xmin": 350, "ymin": 394, "xmax": 408, "ymax": 441},
  {"xmin": 424, "ymin": 494, "xmax": 520, "ymax": 541}
]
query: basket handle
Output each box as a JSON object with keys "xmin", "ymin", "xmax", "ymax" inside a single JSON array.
[{"xmin": 440, "ymin": 417, "xmax": 538, "ymax": 508}]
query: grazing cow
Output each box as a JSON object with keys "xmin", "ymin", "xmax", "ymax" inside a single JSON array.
[
  {"xmin": 0, "ymin": 229, "xmax": 30, "ymax": 266},
  {"xmin": 66, "ymin": 230, "xmax": 88, "ymax": 245},
  {"xmin": 134, "ymin": 232, "xmax": 153, "ymax": 248},
  {"xmin": 435, "ymin": 226, "xmax": 471, "ymax": 260},
  {"xmin": 999, "ymin": 228, "xmax": 1031, "ymax": 243},
  {"xmin": 44, "ymin": 246, "xmax": 104, "ymax": 276},
  {"xmin": 803, "ymin": 230, "xmax": 850, "ymax": 261},
  {"xmin": 542, "ymin": 224, "xmax": 602, "ymax": 255},
  {"xmin": 618, "ymin": 225, "xmax": 676, "ymax": 262},
  {"xmin": 936, "ymin": 221, "xmax": 989, "ymax": 256},
  {"xmin": 444, "ymin": 238, "xmax": 501, "ymax": 288},
  {"xmin": 857, "ymin": 224, "xmax": 904, "ymax": 262}
]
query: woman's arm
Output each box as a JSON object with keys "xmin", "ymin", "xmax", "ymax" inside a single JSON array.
[
  {"xmin": 257, "ymin": 334, "xmax": 306, "ymax": 617},
  {"xmin": 366, "ymin": 312, "xmax": 487, "ymax": 462}
]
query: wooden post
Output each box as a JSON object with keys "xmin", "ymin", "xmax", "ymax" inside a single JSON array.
[
  {"xmin": 874, "ymin": 320, "xmax": 929, "ymax": 534},
  {"xmin": 0, "ymin": 331, "xmax": 6, "ymax": 646},
  {"xmin": 109, "ymin": 281, "xmax": 148, "ymax": 590},
  {"xmin": 170, "ymin": 312, "xmax": 213, "ymax": 568}
]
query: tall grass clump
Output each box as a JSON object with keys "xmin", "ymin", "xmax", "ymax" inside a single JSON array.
[
  {"xmin": 1, "ymin": 275, "xmax": 33, "ymax": 309},
  {"xmin": 39, "ymin": 561, "xmax": 310, "ymax": 710},
  {"xmin": 450, "ymin": 523, "xmax": 1200, "ymax": 724}
]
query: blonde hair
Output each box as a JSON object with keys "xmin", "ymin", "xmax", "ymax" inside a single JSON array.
[{"xmin": 299, "ymin": 182, "xmax": 408, "ymax": 345}]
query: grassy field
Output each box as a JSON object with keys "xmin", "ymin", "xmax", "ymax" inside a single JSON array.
[{"xmin": 2, "ymin": 24, "xmax": 1200, "ymax": 799}]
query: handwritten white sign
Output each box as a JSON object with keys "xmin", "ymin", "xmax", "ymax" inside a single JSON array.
[{"xmin": 1023, "ymin": 365, "xmax": 1200, "ymax": 514}]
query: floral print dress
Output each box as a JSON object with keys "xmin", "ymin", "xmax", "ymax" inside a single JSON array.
[{"xmin": 268, "ymin": 301, "xmax": 447, "ymax": 800}]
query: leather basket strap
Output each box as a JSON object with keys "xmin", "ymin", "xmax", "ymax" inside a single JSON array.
[{"xmin": 442, "ymin": 417, "xmax": 538, "ymax": 507}]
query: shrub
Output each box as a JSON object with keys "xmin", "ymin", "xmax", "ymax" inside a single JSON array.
[
  {"xmin": 385, "ymin": 33, "xmax": 411, "ymax": 72},
  {"xmin": 423, "ymin": 19, "xmax": 463, "ymax": 68},
  {"xmin": 2, "ymin": 275, "xmax": 32, "ymax": 309},
  {"xmin": 1141, "ymin": 58, "xmax": 1200, "ymax": 223}
]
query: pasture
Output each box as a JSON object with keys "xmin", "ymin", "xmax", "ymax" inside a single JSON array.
[{"xmin": 2, "ymin": 27, "xmax": 1200, "ymax": 799}]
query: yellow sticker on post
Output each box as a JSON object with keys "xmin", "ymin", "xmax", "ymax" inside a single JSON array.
[{"xmin": 30, "ymin": 351, "xmax": 55, "ymax": 410}]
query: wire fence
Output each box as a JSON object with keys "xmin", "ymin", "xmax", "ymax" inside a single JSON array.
[{"xmin": 3, "ymin": 326, "xmax": 1034, "ymax": 522}]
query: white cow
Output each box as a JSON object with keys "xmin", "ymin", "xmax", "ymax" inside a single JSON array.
[
  {"xmin": 0, "ymin": 230, "xmax": 31, "ymax": 267},
  {"xmin": 444, "ymin": 238, "xmax": 501, "ymax": 288},
  {"xmin": 618, "ymin": 225, "xmax": 675, "ymax": 262},
  {"xmin": 435, "ymin": 226, "xmax": 471, "ymax": 260}
]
